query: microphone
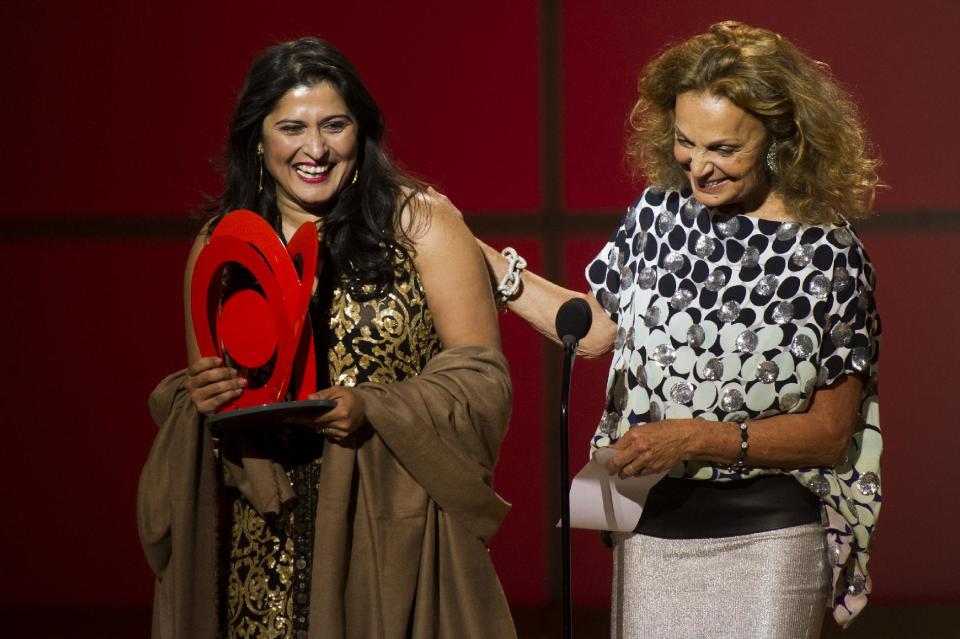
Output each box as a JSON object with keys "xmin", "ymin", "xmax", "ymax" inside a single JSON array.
[
  {"xmin": 555, "ymin": 297, "xmax": 593, "ymax": 349},
  {"xmin": 554, "ymin": 296, "xmax": 593, "ymax": 639}
]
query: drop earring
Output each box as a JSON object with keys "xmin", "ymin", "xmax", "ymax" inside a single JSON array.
[
  {"xmin": 351, "ymin": 167, "xmax": 359, "ymax": 185},
  {"xmin": 257, "ymin": 144, "xmax": 264, "ymax": 194},
  {"xmin": 765, "ymin": 141, "xmax": 778, "ymax": 175}
]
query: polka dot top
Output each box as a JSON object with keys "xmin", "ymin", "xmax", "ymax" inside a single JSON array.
[{"xmin": 586, "ymin": 187, "xmax": 882, "ymax": 627}]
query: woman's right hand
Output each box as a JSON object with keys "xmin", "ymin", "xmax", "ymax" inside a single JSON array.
[{"xmin": 185, "ymin": 356, "xmax": 247, "ymax": 416}]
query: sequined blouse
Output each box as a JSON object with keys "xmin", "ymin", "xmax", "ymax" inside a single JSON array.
[
  {"xmin": 225, "ymin": 248, "xmax": 441, "ymax": 639},
  {"xmin": 586, "ymin": 187, "xmax": 882, "ymax": 625}
]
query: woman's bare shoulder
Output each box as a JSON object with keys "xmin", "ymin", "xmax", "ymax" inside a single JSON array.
[{"xmin": 398, "ymin": 186, "xmax": 465, "ymax": 245}]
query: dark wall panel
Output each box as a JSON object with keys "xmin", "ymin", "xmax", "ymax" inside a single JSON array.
[
  {"xmin": 0, "ymin": 240, "xmax": 189, "ymax": 605},
  {"xmin": 562, "ymin": 0, "xmax": 960, "ymax": 212},
  {"xmin": 856, "ymin": 232, "xmax": 960, "ymax": 602},
  {"xmin": 0, "ymin": 0, "xmax": 540, "ymax": 216}
]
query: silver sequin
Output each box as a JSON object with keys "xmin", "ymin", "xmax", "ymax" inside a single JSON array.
[
  {"xmin": 626, "ymin": 326, "xmax": 636, "ymax": 350},
  {"xmin": 650, "ymin": 344, "xmax": 676, "ymax": 367},
  {"xmin": 718, "ymin": 301, "xmax": 741, "ymax": 322},
  {"xmin": 735, "ymin": 329, "xmax": 758, "ymax": 353},
  {"xmin": 807, "ymin": 475, "xmax": 831, "ymax": 498},
  {"xmin": 827, "ymin": 544, "xmax": 841, "ymax": 565},
  {"xmin": 719, "ymin": 387, "xmax": 745, "ymax": 412},
  {"xmin": 702, "ymin": 358, "xmax": 723, "ymax": 380},
  {"xmin": 644, "ymin": 305, "xmax": 662, "ymax": 327},
  {"xmin": 756, "ymin": 360, "xmax": 779, "ymax": 383},
  {"xmin": 670, "ymin": 381, "xmax": 695, "ymax": 405},
  {"xmin": 632, "ymin": 230, "xmax": 648, "ymax": 255},
  {"xmin": 754, "ymin": 274, "xmax": 779, "ymax": 297},
  {"xmin": 601, "ymin": 290, "xmax": 618, "ymax": 314},
  {"xmin": 694, "ymin": 235, "xmax": 716, "ymax": 258},
  {"xmin": 615, "ymin": 327, "xmax": 626, "ymax": 350},
  {"xmin": 775, "ymin": 222, "xmax": 800, "ymax": 242},
  {"xmin": 664, "ymin": 252, "xmax": 685, "ymax": 273},
  {"xmin": 772, "ymin": 301, "xmax": 795, "ymax": 324},
  {"xmin": 599, "ymin": 411, "xmax": 619, "ymax": 435},
  {"xmin": 807, "ymin": 274, "xmax": 831, "ymax": 300},
  {"xmin": 681, "ymin": 200, "xmax": 701, "ymax": 220},
  {"xmin": 648, "ymin": 401, "xmax": 662, "ymax": 422},
  {"xmin": 687, "ymin": 324, "xmax": 705, "ymax": 348},
  {"xmin": 851, "ymin": 347, "xmax": 870, "ymax": 372},
  {"xmin": 715, "ymin": 216, "xmax": 740, "ymax": 238},
  {"xmin": 740, "ymin": 246, "xmax": 760, "ymax": 268},
  {"xmin": 705, "ymin": 268, "xmax": 728, "ymax": 292},
  {"xmin": 624, "ymin": 212, "xmax": 637, "ymax": 235},
  {"xmin": 832, "ymin": 227, "xmax": 853, "ymax": 247},
  {"xmin": 832, "ymin": 267, "xmax": 852, "ymax": 293},
  {"xmin": 779, "ymin": 393, "xmax": 800, "ymax": 411},
  {"xmin": 619, "ymin": 265, "xmax": 633, "ymax": 291},
  {"xmin": 846, "ymin": 574, "xmax": 866, "ymax": 596},
  {"xmin": 791, "ymin": 244, "xmax": 814, "ymax": 267},
  {"xmin": 636, "ymin": 364, "xmax": 647, "ymax": 387},
  {"xmin": 637, "ymin": 266, "xmax": 657, "ymax": 289},
  {"xmin": 657, "ymin": 212, "xmax": 677, "ymax": 234},
  {"xmin": 790, "ymin": 334, "xmax": 814, "ymax": 359},
  {"xmin": 831, "ymin": 322, "xmax": 853, "ymax": 347},
  {"xmin": 854, "ymin": 472, "xmax": 880, "ymax": 497},
  {"xmin": 670, "ymin": 288, "xmax": 695, "ymax": 311},
  {"xmin": 612, "ymin": 369, "xmax": 628, "ymax": 412}
]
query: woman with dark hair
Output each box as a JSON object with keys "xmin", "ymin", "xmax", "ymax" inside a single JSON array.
[
  {"xmin": 138, "ymin": 38, "xmax": 517, "ymax": 639},
  {"xmin": 480, "ymin": 21, "xmax": 881, "ymax": 638}
]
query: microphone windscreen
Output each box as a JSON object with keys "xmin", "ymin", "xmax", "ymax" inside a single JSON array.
[{"xmin": 555, "ymin": 297, "xmax": 593, "ymax": 342}]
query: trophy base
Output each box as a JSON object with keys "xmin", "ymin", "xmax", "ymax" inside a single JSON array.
[{"xmin": 207, "ymin": 399, "xmax": 335, "ymax": 434}]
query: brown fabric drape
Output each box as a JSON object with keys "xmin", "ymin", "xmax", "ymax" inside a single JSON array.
[{"xmin": 137, "ymin": 346, "xmax": 518, "ymax": 639}]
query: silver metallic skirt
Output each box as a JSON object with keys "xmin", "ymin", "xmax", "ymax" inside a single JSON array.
[{"xmin": 610, "ymin": 523, "xmax": 830, "ymax": 639}]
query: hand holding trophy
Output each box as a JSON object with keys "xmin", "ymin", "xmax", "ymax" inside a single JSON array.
[{"xmin": 190, "ymin": 209, "xmax": 333, "ymax": 431}]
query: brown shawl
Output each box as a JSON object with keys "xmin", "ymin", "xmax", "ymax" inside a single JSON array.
[{"xmin": 137, "ymin": 346, "xmax": 517, "ymax": 639}]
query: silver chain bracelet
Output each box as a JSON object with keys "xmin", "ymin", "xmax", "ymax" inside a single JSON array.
[{"xmin": 496, "ymin": 247, "xmax": 527, "ymax": 309}]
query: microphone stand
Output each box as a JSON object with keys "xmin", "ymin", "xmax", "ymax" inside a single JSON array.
[{"xmin": 559, "ymin": 337, "xmax": 577, "ymax": 639}]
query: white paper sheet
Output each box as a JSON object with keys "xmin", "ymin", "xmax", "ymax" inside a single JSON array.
[{"xmin": 564, "ymin": 448, "xmax": 666, "ymax": 532}]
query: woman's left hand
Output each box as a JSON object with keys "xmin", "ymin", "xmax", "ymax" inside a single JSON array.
[
  {"xmin": 308, "ymin": 386, "xmax": 367, "ymax": 441},
  {"xmin": 607, "ymin": 420, "xmax": 695, "ymax": 479}
]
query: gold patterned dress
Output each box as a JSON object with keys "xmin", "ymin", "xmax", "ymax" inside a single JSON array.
[{"xmin": 224, "ymin": 248, "xmax": 441, "ymax": 639}]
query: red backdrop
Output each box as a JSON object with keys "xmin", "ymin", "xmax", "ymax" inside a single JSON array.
[{"xmin": 1, "ymin": 0, "xmax": 958, "ymax": 616}]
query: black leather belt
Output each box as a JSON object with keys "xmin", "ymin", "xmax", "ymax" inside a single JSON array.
[{"xmin": 634, "ymin": 475, "xmax": 822, "ymax": 539}]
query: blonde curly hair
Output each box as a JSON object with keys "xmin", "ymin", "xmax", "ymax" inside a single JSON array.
[{"xmin": 626, "ymin": 21, "xmax": 881, "ymax": 224}]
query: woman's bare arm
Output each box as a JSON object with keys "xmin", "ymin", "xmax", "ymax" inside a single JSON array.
[
  {"xmin": 407, "ymin": 192, "xmax": 501, "ymax": 350},
  {"xmin": 609, "ymin": 373, "xmax": 865, "ymax": 476},
  {"xmin": 476, "ymin": 240, "xmax": 617, "ymax": 358}
]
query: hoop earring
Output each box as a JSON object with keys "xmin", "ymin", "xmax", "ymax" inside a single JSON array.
[
  {"xmin": 765, "ymin": 142, "xmax": 778, "ymax": 176},
  {"xmin": 257, "ymin": 145, "xmax": 264, "ymax": 194},
  {"xmin": 351, "ymin": 167, "xmax": 359, "ymax": 185}
]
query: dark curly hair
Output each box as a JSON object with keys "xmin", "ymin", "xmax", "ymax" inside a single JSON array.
[
  {"xmin": 626, "ymin": 21, "xmax": 881, "ymax": 224},
  {"xmin": 208, "ymin": 37, "xmax": 421, "ymax": 288}
]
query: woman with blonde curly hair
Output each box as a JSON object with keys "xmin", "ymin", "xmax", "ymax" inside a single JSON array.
[{"xmin": 480, "ymin": 20, "xmax": 882, "ymax": 638}]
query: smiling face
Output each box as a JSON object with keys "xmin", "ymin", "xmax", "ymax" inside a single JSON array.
[
  {"xmin": 673, "ymin": 91, "xmax": 773, "ymax": 214},
  {"xmin": 260, "ymin": 82, "xmax": 359, "ymax": 219}
]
